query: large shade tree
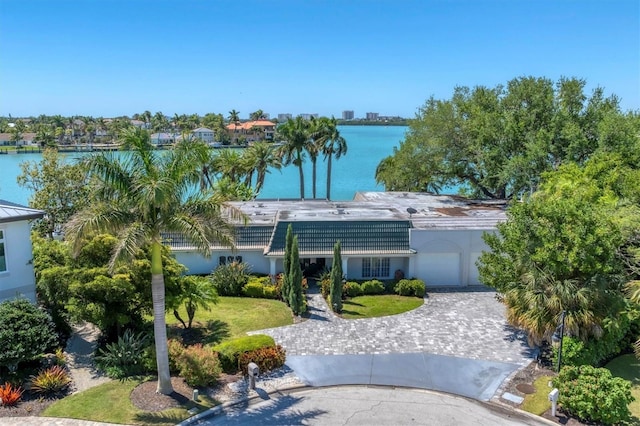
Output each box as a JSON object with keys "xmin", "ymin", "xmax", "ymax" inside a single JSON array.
[
  {"xmin": 376, "ymin": 76, "xmax": 634, "ymax": 199},
  {"xmin": 478, "ymin": 151, "xmax": 640, "ymax": 345},
  {"xmin": 64, "ymin": 128, "xmax": 242, "ymax": 394}
]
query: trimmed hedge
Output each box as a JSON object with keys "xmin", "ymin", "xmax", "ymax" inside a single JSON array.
[
  {"xmin": 394, "ymin": 279, "xmax": 426, "ymax": 297},
  {"xmin": 212, "ymin": 334, "xmax": 276, "ymax": 373},
  {"xmin": 343, "ymin": 281, "xmax": 362, "ymax": 297},
  {"xmin": 361, "ymin": 280, "xmax": 385, "ymax": 295}
]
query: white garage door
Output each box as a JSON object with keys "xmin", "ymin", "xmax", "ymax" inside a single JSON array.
[
  {"xmin": 416, "ymin": 253, "xmax": 461, "ymax": 286},
  {"xmin": 469, "ymin": 252, "xmax": 483, "ymax": 285}
]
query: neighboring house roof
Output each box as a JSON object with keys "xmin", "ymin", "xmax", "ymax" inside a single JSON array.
[
  {"xmin": 192, "ymin": 127, "xmax": 214, "ymax": 133},
  {"xmin": 0, "ymin": 132, "xmax": 37, "ymax": 142},
  {"xmin": 265, "ymin": 220, "xmax": 413, "ymax": 256},
  {"xmin": 0, "ymin": 200, "xmax": 45, "ymax": 223},
  {"xmin": 226, "ymin": 120, "xmax": 275, "ymax": 131},
  {"xmin": 150, "ymin": 133, "xmax": 177, "ymax": 139}
]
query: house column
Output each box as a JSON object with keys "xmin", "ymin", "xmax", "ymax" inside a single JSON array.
[
  {"xmin": 269, "ymin": 258, "xmax": 277, "ymax": 276},
  {"xmin": 342, "ymin": 257, "xmax": 349, "ymax": 279}
]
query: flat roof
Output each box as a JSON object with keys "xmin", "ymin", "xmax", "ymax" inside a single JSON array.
[{"xmin": 227, "ymin": 192, "xmax": 507, "ymax": 230}]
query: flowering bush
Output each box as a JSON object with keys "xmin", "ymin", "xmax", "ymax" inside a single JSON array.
[
  {"xmin": 174, "ymin": 344, "xmax": 221, "ymax": 387},
  {"xmin": 552, "ymin": 365, "xmax": 633, "ymax": 425}
]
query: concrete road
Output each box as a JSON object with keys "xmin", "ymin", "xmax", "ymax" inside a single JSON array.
[{"xmin": 190, "ymin": 386, "xmax": 552, "ymax": 426}]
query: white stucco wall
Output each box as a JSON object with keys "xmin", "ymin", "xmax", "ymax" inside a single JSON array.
[
  {"xmin": 0, "ymin": 221, "xmax": 37, "ymax": 303},
  {"xmin": 173, "ymin": 249, "xmax": 269, "ymax": 275},
  {"xmin": 409, "ymin": 229, "xmax": 493, "ymax": 287}
]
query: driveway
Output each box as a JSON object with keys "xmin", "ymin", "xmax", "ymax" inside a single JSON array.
[{"xmin": 250, "ymin": 287, "xmax": 536, "ymax": 400}]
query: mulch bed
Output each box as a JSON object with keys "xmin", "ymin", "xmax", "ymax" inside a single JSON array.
[
  {"xmin": 130, "ymin": 373, "xmax": 243, "ymax": 412},
  {"xmin": 0, "ymin": 391, "xmax": 61, "ymax": 417}
]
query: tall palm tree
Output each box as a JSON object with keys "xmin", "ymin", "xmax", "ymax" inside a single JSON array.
[
  {"xmin": 213, "ymin": 148, "xmax": 246, "ymax": 183},
  {"xmin": 64, "ymin": 128, "xmax": 243, "ymax": 394},
  {"xmin": 250, "ymin": 109, "xmax": 265, "ymax": 121},
  {"xmin": 276, "ymin": 117, "xmax": 311, "ymax": 199},
  {"xmin": 318, "ymin": 117, "xmax": 347, "ymax": 201},
  {"xmin": 307, "ymin": 117, "xmax": 325, "ymax": 199},
  {"xmin": 228, "ymin": 110, "xmax": 241, "ymax": 143},
  {"xmin": 243, "ymin": 142, "xmax": 282, "ymax": 194}
]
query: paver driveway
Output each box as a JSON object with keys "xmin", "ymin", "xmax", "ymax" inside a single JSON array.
[{"xmin": 251, "ymin": 286, "xmax": 535, "ymax": 366}]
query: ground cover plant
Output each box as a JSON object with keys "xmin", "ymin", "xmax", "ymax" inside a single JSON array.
[
  {"xmin": 520, "ymin": 375, "xmax": 555, "ymax": 415},
  {"xmin": 341, "ymin": 295, "xmax": 423, "ymax": 319}
]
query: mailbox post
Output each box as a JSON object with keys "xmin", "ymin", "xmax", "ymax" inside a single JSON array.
[
  {"xmin": 548, "ymin": 388, "xmax": 559, "ymax": 417},
  {"xmin": 248, "ymin": 362, "xmax": 259, "ymax": 390}
]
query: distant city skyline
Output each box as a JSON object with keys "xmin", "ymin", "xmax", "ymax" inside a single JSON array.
[{"xmin": 1, "ymin": 1, "xmax": 638, "ymax": 118}]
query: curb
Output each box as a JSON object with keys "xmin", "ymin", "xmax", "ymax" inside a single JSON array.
[{"xmin": 176, "ymin": 383, "xmax": 309, "ymax": 425}]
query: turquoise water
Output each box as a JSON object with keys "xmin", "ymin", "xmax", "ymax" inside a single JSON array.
[{"xmin": 0, "ymin": 126, "xmax": 408, "ymax": 205}]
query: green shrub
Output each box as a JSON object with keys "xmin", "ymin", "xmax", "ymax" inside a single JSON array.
[
  {"xmin": 361, "ymin": 280, "xmax": 385, "ymax": 295},
  {"xmin": 95, "ymin": 329, "xmax": 149, "ymax": 378},
  {"xmin": 238, "ymin": 345, "xmax": 286, "ymax": 375},
  {"xmin": 212, "ymin": 334, "xmax": 276, "ymax": 373},
  {"xmin": 0, "ymin": 298, "xmax": 59, "ymax": 370},
  {"xmin": 30, "ymin": 365, "xmax": 71, "ymax": 395},
  {"xmin": 208, "ymin": 262, "xmax": 250, "ymax": 296},
  {"xmin": 553, "ymin": 365, "xmax": 633, "ymax": 425},
  {"xmin": 557, "ymin": 313, "xmax": 638, "ymax": 367},
  {"xmin": 320, "ymin": 278, "xmax": 331, "ymax": 298},
  {"xmin": 175, "ymin": 344, "xmax": 222, "ymax": 387},
  {"xmin": 394, "ymin": 279, "xmax": 426, "ymax": 297},
  {"xmin": 343, "ymin": 281, "xmax": 362, "ymax": 297},
  {"xmin": 242, "ymin": 277, "xmax": 280, "ymax": 299}
]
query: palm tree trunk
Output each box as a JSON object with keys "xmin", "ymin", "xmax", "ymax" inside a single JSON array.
[
  {"xmin": 326, "ymin": 154, "xmax": 333, "ymax": 201},
  {"xmin": 151, "ymin": 242, "xmax": 173, "ymax": 394},
  {"xmin": 298, "ymin": 164, "xmax": 305, "ymax": 199},
  {"xmin": 311, "ymin": 158, "xmax": 317, "ymax": 199}
]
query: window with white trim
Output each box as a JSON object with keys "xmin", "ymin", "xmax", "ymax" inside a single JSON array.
[
  {"xmin": 0, "ymin": 229, "xmax": 6, "ymax": 272},
  {"xmin": 362, "ymin": 257, "xmax": 390, "ymax": 278}
]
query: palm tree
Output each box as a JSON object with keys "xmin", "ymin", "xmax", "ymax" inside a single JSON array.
[
  {"xmin": 318, "ymin": 117, "xmax": 347, "ymax": 201},
  {"xmin": 64, "ymin": 128, "xmax": 243, "ymax": 394},
  {"xmin": 213, "ymin": 148, "xmax": 246, "ymax": 183},
  {"xmin": 277, "ymin": 117, "xmax": 311, "ymax": 199},
  {"xmin": 307, "ymin": 117, "xmax": 325, "ymax": 199},
  {"xmin": 250, "ymin": 109, "xmax": 265, "ymax": 121},
  {"xmin": 243, "ymin": 142, "xmax": 282, "ymax": 194},
  {"xmin": 228, "ymin": 110, "xmax": 241, "ymax": 143}
]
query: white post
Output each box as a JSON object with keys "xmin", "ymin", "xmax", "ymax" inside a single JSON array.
[{"xmin": 548, "ymin": 388, "xmax": 559, "ymax": 417}]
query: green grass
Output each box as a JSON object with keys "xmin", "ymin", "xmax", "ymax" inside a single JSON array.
[
  {"xmin": 340, "ymin": 295, "xmax": 423, "ymax": 319},
  {"xmin": 521, "ymin": 375, "xmax": 555, "ymax": 415},
  {"xmin": 42, "ymin": 377, "xmax": 217, "ymax": 425},
  {"xmin": 606, "ymin": 354, "xmax": 640, "ymax": 421},
  {"xmin": 166, "ymin": 296, "xmax": 293, "ymax": 344}
]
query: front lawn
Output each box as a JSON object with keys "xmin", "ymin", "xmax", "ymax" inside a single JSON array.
[
  {"xmin": 605, "ymin": 354, "xmax": 640, "ymax": 420},
  {"xmin": 41, "ymin": 377, "xmax": 216, "ymax": 425},
  {"xmin": 166, "ymin": 296, "xmax": 292, "ymax": 344},
  {"xmin": 341, "ymin": 295, "xmax": 423, "ymax": 319}
]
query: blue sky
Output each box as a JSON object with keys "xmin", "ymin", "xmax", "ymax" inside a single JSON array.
[{"xmin": 1, "ymin": 0, "xmax": 638, "ymax": 119}]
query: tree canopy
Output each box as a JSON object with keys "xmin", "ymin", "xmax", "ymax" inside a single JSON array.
[{"xmin": 376, "ymin": 76, "xmax": 637, "ymax": 199}]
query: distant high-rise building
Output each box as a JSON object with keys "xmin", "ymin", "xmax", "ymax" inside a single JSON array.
[
  {"xmin": 342, "ymin": 110, "xmax": 354, "ymax": 120},
  {"xmin": 299, "ymin": 113, "xmax": 319, "ymax": 120},
  {"xmin": 366, "ymin": 112, "xmax": 379, "ymax": 120},
  {"xmin": 277, "ymin": 113, "xmax": 292, "ymax": 122}
]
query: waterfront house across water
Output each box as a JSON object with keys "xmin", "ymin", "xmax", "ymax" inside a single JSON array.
[{"xmin": 168, "ymin": 192, "xmax": 506, "ymax": 287}]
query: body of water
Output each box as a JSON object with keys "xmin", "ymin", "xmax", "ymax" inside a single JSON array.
[{"xmin": 0, "ymin": 125, "xmax": 408, "ymax": 206}]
